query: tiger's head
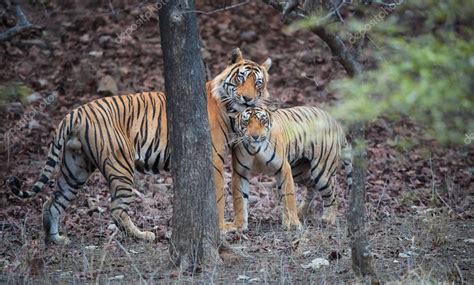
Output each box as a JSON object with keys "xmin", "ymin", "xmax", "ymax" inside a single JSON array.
[
  {"xmin": 235, "ymin": 107, "xmax": 272, "ymax": 148},
  {"xmin": 212, "ymin": 48, "xmax": 272, "ymax": 113}
]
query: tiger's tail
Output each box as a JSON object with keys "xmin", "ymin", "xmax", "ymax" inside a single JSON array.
[
  {"xmin": 341, "ymin": 138, "xmax": 353, "ymax": 191},
  {"xmin": 7, "ymin": 111, "xmax": 78, "ymax": 198}
]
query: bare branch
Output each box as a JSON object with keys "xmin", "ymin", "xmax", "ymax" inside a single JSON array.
[
  {"xmin": 0, "ymin": 4, "xmax": 42, "ymax": 43},
  {"xmin": 262, "ymin": 0, "xmax": 362, "ymax": 77},
  {"xmin": 282, "ymin": 0, "xmax": 300, "ymax": 16},
  {"xmin": 190, "ymin": 1, "xmax": 250, "ymax": 15},
  {"xmin": 310, "ymin": 25, "xmax": 362, "ymax": 77}
]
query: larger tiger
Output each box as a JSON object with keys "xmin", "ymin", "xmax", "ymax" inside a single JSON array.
[
  {"xmin": 7, "ymin": 48, "xmax": 272, "ymax": 244},
  {"xmin": 230, "ymin": 106, "xmax": 352, "ymax": 231}
]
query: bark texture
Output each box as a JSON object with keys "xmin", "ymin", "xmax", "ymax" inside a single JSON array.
[
  {"xmin": 158, "ymin": 0, "xmax": 220, "ymax": 270},
  {"xmin": 347, "ymin": 123, "xmax": 375, "ymax": 277}
]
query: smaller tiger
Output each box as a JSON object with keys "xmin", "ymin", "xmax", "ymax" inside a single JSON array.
[{"xmin": 230, "ymin": 106, "xmax": 353, "ymax": 231}]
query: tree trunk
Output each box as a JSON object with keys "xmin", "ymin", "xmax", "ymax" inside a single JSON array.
[
  {"xmin": 158, "ymin": 0, "xmax": 220, "ymax": 271},
  {"xmin": 347, "ymin": 123, "xmax": 375, "ymax": 277}
]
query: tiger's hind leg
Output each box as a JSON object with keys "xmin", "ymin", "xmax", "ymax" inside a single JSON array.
[
  {"xmin": 318, "ymin": 176, "xmax": 337, "ymax": 226},
  {"xmin": 297, "ymin": 185, "xmax": 316, "ymax": 221},
  {"xmin": 105, "ymin": 160, "xmax": 155, "ymax": 242},
  {"xmin": 43, "ymin": 138, "xmax": 94, "ymax": 245},
  {"xmin": 300, "ymin": 175, "xmax": 337, "ymax": 226}
]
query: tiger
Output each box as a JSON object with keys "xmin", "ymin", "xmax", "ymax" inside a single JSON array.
[
  {"xmin": 6, "ymin": 48, "xmax": 272, "ymax": 244},
  {"xmin": 229, "ymin": 106, "xmax": 353, "ymax": 231}
]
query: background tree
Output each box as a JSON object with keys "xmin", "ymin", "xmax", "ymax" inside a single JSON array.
[
  {"xmin": 263, "ymin": 0, "xmax": 375, "ymax": 278},
  {"xmin": 159, "ymin": 0, "xmax": 220, "ymax": 271}
]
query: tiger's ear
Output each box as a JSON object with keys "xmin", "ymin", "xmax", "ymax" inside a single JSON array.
[
  {"xmin": 229, "ymin": 47, "xmax": 244, "ymax": 64},
  {"xmin": 261, "ymin": 58, "xmax": 272, "ymax": 72}
]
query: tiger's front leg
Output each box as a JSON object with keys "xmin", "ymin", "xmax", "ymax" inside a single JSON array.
[
  {"xmin": 212, "ymin": 144, "xmax": 235, "ymax": 233},
  {"xmin": 230, "ymin": 165, "xmax": 250, "ymax": 232},
  {"xmin": 277, "ymin": 161, "xmax": 302, "ymax": 231}
]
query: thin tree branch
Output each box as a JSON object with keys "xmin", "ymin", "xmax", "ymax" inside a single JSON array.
[
  {"xmin": 190, "ymin": 1, "xmax": 250, "ymax": 15},
  {"xmin": 310, "ymin": 25, "xmax": 362, "ymax": 77},
  {"xmin": 263, "ymin": 0, "xmax": 362, "ymax": 77},
  {"xmin": 0, "ymin": 4, "xmax": 42, "ymax": 43}
]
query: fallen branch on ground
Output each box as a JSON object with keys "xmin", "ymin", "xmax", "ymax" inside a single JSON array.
[{"xmin": 0, "ymin": 4, "xmax": 42, "ymax": 43}]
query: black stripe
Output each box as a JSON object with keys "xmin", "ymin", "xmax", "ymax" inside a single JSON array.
[
  {"xmin": 32, "ymin": 185, "xmax": 41, "ymax": 193},
  {"xmin": 213, "ymin": 165, "xmax": 223, "ymax": 177},
  {"xmin": 265, "ymin": 142, "xmax": 277, "ymax": 166},
  {"xmin": 46, "ymin": 157, "xmax": 56, "ymax": 167},
  {"xmin": 234, "ymin": 153, "xmax": 250, "ymax": 170},
  {"xmin": 319, "ymin": 181, "xmax": 330, "ymax": 191},
  {"xmin": 53, "ymin": 199, "xmax": 67, "ymax": 210},
  {"xmin": 151, "ymin": 152, "xmax": 161, "ymax": 174},
  {"xmin": 164, "ymin": 155, "xmax": 171, "ymax": 171},
  {"xmin": 54, "ymin": 189, "xmax": 72, "ymax": 202},
  {"xmin": 274, "ymin": 162, "xmax": 283, "ymax": 176},
  {"xmin": 235, "ymin": 170, "xmax": 249, "ymax": 181},
  {"xmin": 212, "ymin": 143, "xmax": 225, "ymax": 164},
  {"xmin": 323, "ymin": 198, "xmax": 335, "ymax": 207},
  {"xmin": 39, "ymin": 174, "xmax": 49, "ymax": 184},
  {"xmin": 144, "ymin": 144, "xmax": 153, "ymax": 171}
]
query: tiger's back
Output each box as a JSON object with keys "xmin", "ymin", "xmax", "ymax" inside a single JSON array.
[{"xmin": 70, "ymin": 92, "xmax": 170, "ymax": 175}]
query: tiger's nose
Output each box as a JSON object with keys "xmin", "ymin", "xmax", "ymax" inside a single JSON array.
[
  {"xmin": 252, "ymin": 135, "xmax": 259, "ymax": 141},
  {"xmin": 243, "ymin": 96, "xmax": 252, "ymax": 102}
]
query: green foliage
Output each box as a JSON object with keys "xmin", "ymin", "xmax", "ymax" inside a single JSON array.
[
  {"xmin": 327, "ymin": 1, "xmax": 474, "ymax": 145},
  {"xmin": 330, "ymin": 34, "xmax": 473, "ymax": 144},
  {"xmin": 0, "ymin": 82, "xmax": 32, "ymax": 107}
]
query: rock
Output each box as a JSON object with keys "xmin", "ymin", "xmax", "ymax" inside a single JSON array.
[
  {"xmin": 99, "ymin": 35, "xmax": 112, "ymax": 46},
  {"xmin": 17, "ymin": 62, "xmax": 33, "ymax": 76},
  {"xmin": 398, "ymin": 251, "xmax": 418, "ymax": 258},
  {"xmin": 89, "ymin": 51, "xmax": 103, "ymax": 58},
  {"xmin": 80, "ymin": 33, "xmax": 90, "ymax": 43},
  {"xmin": 240, "ymin": 30, "xmax": 257, "ymax": 42},
  {"xmin": 237, "ymin": 275, "xmax": 250, "ymax": 281},
  {"xmin": 301, "ymin": 258, "xmax": 330, "ymax": 270},
  {"xmin": 152, "ymin": 184, "xmax": 169, "ymax": 193},
  {"xmin": 25, "ymin": 92, "xmax": 42, "ymax": 104},
  {"xmin": 7, "ymin": 102, "xmax": 24, "ymax": 116},
  {"xmin": 97, "ymin": 75, "xmax": 118, "ymax": 96},
  {"xmin": 108, "ymin": 275, "xmax": 124, "ymax": 281},
  {"xmin": 28, "ymin": 119, "xmax": 41, "ymax": 130},
  {"xmin": 464, "ymin": 238, "xmax": 474, "ymax": 244},
  {"xmin": 107, "ymin": 224, "xmax": 117, "ymax": 231},
  {"xmin": 38, "ymin": 79, "xmax": 48, "ymax": 87}
]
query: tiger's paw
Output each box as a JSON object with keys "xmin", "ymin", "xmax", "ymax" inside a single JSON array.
[
  {"xmin": 282, "ymin": 219, "xmax": 303, "ymax": 232},
  {"xmin": 221, "ymin": 222, "xmax": 238, "ymax": 234},
  {"xmin": 138, "ymin": 231, "xmax": 156, "ymax": 242},
  {"xmin": 46, "ymin": 235, "xmax": 71, "ymax": 246}
]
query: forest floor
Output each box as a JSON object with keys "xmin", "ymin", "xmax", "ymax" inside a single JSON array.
[{"xmin": 1, "ymin": 1, "xmax": 473, "ymax": 283}]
